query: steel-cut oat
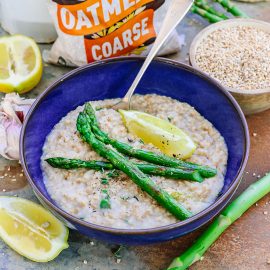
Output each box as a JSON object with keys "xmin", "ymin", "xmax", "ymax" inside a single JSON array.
[
  {"xmin": 42, "ymin": 94, "xmax": 228, "ymax": 229},
  {"xmin": 195, "ymin": 26, "xmax": 270, "ymax": 90}
]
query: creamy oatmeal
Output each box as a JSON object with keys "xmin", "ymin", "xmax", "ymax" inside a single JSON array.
[{"xmin": 42, "ymin": 94, "xmax": 228, "ymax": 229}]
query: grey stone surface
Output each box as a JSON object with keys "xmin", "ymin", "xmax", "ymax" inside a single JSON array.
[{"xmin": 0, "ymin": 3, "xmax": 269, "ymax": 270}]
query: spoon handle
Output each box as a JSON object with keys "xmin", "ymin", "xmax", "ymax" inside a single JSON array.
[{"xmin": 123, "ymin": 0, "xmax": 194, "ymax": 105}]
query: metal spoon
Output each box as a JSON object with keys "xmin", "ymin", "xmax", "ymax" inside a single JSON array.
[{"xmin": 108, "ymin": 0, "xmax": 194, "ymax": 110}]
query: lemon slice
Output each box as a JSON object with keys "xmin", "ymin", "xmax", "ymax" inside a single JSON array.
[
  {"xmin": 119, "ymin": 110, "xmax": 197, "ymax": 159},
  {"xmin": 0, "ymin": 196, "xmax": 69, "ymax": 262},
  {"xmin": 0, "ymin": 35, "xmax": 42, "ymax": 93}
]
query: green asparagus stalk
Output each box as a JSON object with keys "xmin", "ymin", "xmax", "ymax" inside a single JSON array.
[
  {"xmin": 46, "ymin": 157, "xmax": 204, "ymax": 182},
  {"xmin": 77, "ymin": 112, "xmax": 192, "ymax": 220},
  {"xmin": 167, "ymin": 173, "xmax": 270, "ymax": 270},
  {"xmin": 191, "ymin": 5, "xmax": 224, "ymax": 23},
  {"xmin": 194, "ymin": 0, "xmax": 229, "ymax": 20},
  {"xmin": 84, "ymin": 103, "xmax": 217, "ymax": 179},
  {"xmin": 46, "ymin": 158, "xmax": 114, "ymax": 170},
  {"xmin": 213, "ymin": 0, "xmax": 249, "ymax": 18}
]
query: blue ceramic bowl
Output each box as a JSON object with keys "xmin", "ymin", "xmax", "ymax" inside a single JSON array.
[{"xmin": 20, "ymin": 57, "xmax": 249, "ymax": 245}]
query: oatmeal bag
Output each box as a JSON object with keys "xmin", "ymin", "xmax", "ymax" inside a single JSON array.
[{"xmin": 45, "ymin": 0, "xmax": 185, "ymax": 66}]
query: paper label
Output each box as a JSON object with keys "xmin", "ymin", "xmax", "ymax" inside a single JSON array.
[
  {"xmin": 56, "ymin": 0, "xmax": 153, "ymax": 35},
  {"xmin": 84, "ymin": 9, "xmax": 155, "ymax": 62},
  {"xmin": 54, "ymin": 0, "xmax": 163, "ymax": 63}
]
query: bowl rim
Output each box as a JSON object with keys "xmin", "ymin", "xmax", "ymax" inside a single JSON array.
[
  {"xmin": 189, "ymin": 18, "xmax": 270, "ymax": 95},
  {"xmin": 20, "ymin": 56, "xmax": 250, "ymax": 235}
]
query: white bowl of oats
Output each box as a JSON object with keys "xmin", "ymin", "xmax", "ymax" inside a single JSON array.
[{"xmin": 190, "ymin": 18, "xmax": 270, "ymax": 115}]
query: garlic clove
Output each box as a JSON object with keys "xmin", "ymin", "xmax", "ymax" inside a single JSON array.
[
  {"xmin": 0, "ymin": 93, "xmax": 35, "ymax": 160},
  {"xmin": 5, "ymin": 120, "xmax": 21, "ymax": 160},
  {"xmin": 0, "ymin": 124, "xmax": 10, "ymax": 160}
]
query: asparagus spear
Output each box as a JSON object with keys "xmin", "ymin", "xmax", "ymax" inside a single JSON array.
[
  {"xmin": 77, "ymin": 112, "xmax": 192, "ymax": 220},
  {"xmin": 46, "ymin": 157, "xmax": 204, "ymax": 182},
  {"xmin": 213, "ymin": 0, "xmax": 249, "ymax": 18},
  {"xmin": 84, "ymin": 103, "xmax": 217, "ymax": 178},
  {"xmin": 194, "ymin": 0, "xmax": 229, "ymax": 20},
  {"xmin": 167, "ymin": 173, "xmax": 270, "ymax": 270},
  {"xmin": 46, "ymin": 158, "xmax": 114, "ymax": 170},
  {"xmin": 191, "ymin": 5, "xmax": 224, "ymax": 23}
]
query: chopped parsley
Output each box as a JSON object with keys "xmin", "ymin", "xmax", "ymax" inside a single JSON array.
[
  {"xmin": 139, "ymin": 139, "xmax": 145, "ymax": 144},
  {"xmin": 107, "ymin": 170, "xmax": 120, "ymax": 178},
  {"xmin": 120, "ymin": 195, "xmax": 130, "ymax": 201},
  {"xmin": 167, "ymin": 116, "xmax": 173, "ymax": 122},
  {"xmin": 120, "ymin": 195, "xmax": 139, "ymax": 201},
  {"xmin": 100, "ymin": 199, "xmax": 111, "ymax": 209},
  {"xmin": 100, "ymin": 189, "xmax": 111, "ymax": 209},
  {"xmin": 112, "ymin": 245, "xmax": 125, "ymax": 261},
  {"xmin": 101, "ymin": 178, "xmax": 109, "ymax": 185}
]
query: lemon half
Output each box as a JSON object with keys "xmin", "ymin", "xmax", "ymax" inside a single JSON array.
[
  {"xmin": 0, "ymin": 35, "xmax": 42, "ymax": 93},
  {"xmin": 0, "ymin": 196, "xmax": 69, "ymax": 262},
  {"xmin": 119, "ymin": 110, "xmax": 197, "ymax": 159}
]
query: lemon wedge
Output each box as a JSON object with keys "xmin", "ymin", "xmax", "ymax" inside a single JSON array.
[
  {"xmin": 119, "ymin": 110, "xmax": 196, "ymax": 159},
  {"xmin": 0, "ymin": 196, "xmax": 69, "ymax": 262},
  {"xmin": 0, "ymin": 35, "xmax": 42, "ymax": 93}
]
